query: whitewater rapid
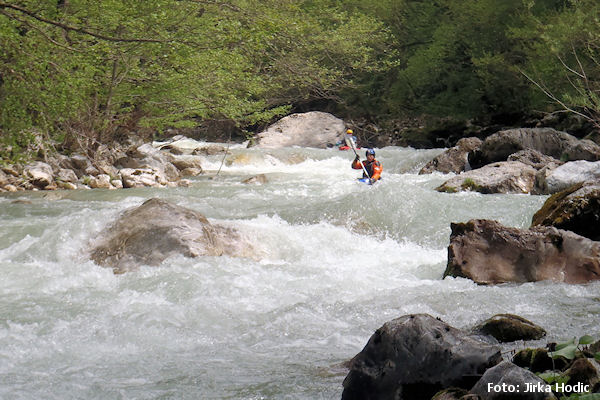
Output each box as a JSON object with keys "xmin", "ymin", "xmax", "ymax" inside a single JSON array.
[{"xmin": 1, "ymin": 145, "xmax": 598, "ymax": 399}]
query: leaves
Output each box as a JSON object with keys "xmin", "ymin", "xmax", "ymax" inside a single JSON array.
[
  {"xmin": 0, "ymin": 0, "xmax": 388, "ymax": 159},
  {"xmin": 579, "ymin": 335, "xmax": 595, "ymax": 345},
  {"xmin": 549, "ymin": 338, "xmax": 578, "ymax": 360}
]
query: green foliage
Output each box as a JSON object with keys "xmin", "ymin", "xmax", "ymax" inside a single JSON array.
[
  {"xmin": 2, "ymin": 0, "xmax": 600, "ymax": 162},
  {"xmin": 0, "ymin": 0, "xmax": 388, "ymax": 157},
  {"xmin": 548, "ymin": 335, "xmax": 596, "ymax": 360},
  {"xmin": 537, "ymin": 335, "xmax": 600, "ymax": 399},
  {"xmin": 515, "ymin": 0, "xmax": 600, "ymax": 125}
]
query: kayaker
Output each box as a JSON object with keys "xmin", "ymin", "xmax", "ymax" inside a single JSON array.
[
  {"xmin": 337, "ymin": 129, "xmax": 358, "ymax": 149},
  {"xmin": 352, "ymin": 148, "xmax": 382, "ymax": 184}
]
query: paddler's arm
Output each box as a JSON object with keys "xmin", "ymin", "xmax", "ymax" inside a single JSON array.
[{"xmin": 351, "ymin": 156, "xmax": 363, "ymax": 170}]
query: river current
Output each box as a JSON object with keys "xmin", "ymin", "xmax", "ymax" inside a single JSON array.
[{"xmin": 1, "ymin": 145, "xmax": 599, "ymax": 399}]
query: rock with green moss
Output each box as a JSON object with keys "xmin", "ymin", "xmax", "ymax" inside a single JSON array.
[
  {"xmin": 472, "ymin": 314, "xmax": 546, "ymax": 343},
  {"xmin": 512, "ymin": 348, "xmax": 560, "ymax": 373},
  {"xmin": 531, "ymin": 181, "xmax": 600, "ymax": 241}
]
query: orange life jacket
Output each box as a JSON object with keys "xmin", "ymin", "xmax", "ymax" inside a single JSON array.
[{"xmin": 352, "ymin": 158, "xmax": 382, "ymax": 180}]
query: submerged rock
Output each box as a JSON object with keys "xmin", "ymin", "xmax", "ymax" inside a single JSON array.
[
  {"xmin": 241, "ymin": 174, "xmax": 267, "ymax": 184},
  {"xmin": 90, "ymin": 198, "xmax": 258, "ymax": 273}
]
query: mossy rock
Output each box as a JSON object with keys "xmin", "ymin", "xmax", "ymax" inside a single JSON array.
[
  {"xmin": 472, "ymin": 314, "xmax": 546, "ymax": 343},
  {"xmin": 512, "ymin": 348, "xmax": 556, "ymax": 372},
  {"xmin": 532, "ymin": 182, "xmax": 600, "ymax": 241}
]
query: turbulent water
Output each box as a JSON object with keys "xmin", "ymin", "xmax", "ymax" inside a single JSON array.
[{"xmin": 1, "ymin": 145, "xmax": 599, "ymax": 400}]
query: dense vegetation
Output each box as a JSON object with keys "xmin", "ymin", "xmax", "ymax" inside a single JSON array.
[{"xmin": 1, "ymin": 0, "xmax": 599, "ymax": 161}]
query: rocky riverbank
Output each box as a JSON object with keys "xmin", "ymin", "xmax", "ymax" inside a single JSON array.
[
  {"xmin": 342, "ymin": 313, "xmax": 600, "ymax": 400},
  {"xmin": 0, "ymin": 136, "xmax": 230, "ymax": 193}
]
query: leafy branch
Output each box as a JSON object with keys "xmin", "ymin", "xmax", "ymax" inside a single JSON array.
[{"xmin": 0, "ymin": 2, "xmax": 167, "ymax": 43}]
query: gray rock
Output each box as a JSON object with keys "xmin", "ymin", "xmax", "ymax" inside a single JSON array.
[
  {"xmin": 470, "ymin": 361, "xmax": 556, "ymax": 399},
  {"xmin": 341, "ymin": 314, "xmax": 501, "ymax": 400},
  {"xmin": 535, "ymin": 160, "xmax": 600, "ymax": 194},
  {"xmin": 69, "ymin": 154, "xmax": 91, "ymax": 171},
  {"xmin": 444, "ymin": 219, "xmax": 600, "ymax": 284},
  {"xmin": 0, "ymin": 169, "xmax": 9, "ymax": 186},
  {"xmin": 90, "ymin": 198, "xmax": 258, "ymax": 273},
  {"xmin": 117, "ymin": 144, "xmax": 180, "ymax": 184},
  {"xmin": 436, "ymin": 161, "xmax": 537, "ymax": 194},
  {"xmin": 256, "ymin": 111, "xmax": 345, "ymax": 149},
  {"xmin": 57, "ymin": 168, "xmax": 79, "ymax": 183},
  {"xmin": 506, "ymin": 149, "xmax": 562, "ymax": 170},
  {"xmin": 420, "ymin": 137, "xmax": 483, "ymax": 174},
  {"xmin": 168, "ymin": 155, "xmax": 203, "ymax": 171},
  {"xmin": 23, "ymin": 161, "xmax": 54, "ymax": 188},
  {"xmin": 180, "ymin": 167, "xmax": 202, "ymax": 177},
  {"xmin": 89, "ymin": 174, "xmax": 112, "ymax": 189},
  {"xmin": 468, "ymin": 128, "xmax": 600, "ymax": 169},
  {"xmin": 154, "ymin": 137, "xmax": 206, "ymax": 155},
  {"xmin": 119, "ymin": 167, "xmax": 165, "ymax": 188}
]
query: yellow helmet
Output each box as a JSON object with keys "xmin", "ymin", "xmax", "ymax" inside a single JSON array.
[{"xmin": 346, "ymin": 129, "xmax": 353, "ymax": 135}]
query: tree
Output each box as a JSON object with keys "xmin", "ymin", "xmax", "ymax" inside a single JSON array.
[
  {"xmin": 0, "ymin": 0, "xmax": 389, "ymax": 160},
  {"xmin": 518, "ymin": 0, "xmax": 600, "ymax": 129}
]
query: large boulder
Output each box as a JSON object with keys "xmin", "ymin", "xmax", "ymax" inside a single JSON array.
[
  {"xmin": 444, "ymin": 219, "xmax": 600, "ymax": 284},
  {"xmin": 532, "ymin": 181, "xmax": 600, "ymax": 241},
  {"xmin": 419, "ymin": 137, "xmax": 483, "ymax": 174},
  {"xmin": 341, "ymin": 314, "xmax": 502, "ymax": 400},
  {"xmin": 534, "ymin": 160, "xmax": 600, "ymax": 194},
  {"xmin": 255, "ymin": 111, "xmax": 345, "ymax": 149},
  {"xmin": 90, "ymin": 198, "xmax": 258, "ymax": 273},
  {"xmin": 470, "ymin": 361, "xmax": 557, "ymax": 400},
  {"xmin": 468, "ymin": 128, "xmax": 600, "ymax": 169},
  {"xmin": 435, "ymin": 161, "xmax": 537, "ymax": 194}
]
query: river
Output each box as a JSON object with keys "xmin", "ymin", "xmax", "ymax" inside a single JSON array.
[{"xmin": 1, "ymin": 145, "xmax": 598, "ymax": 399}]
